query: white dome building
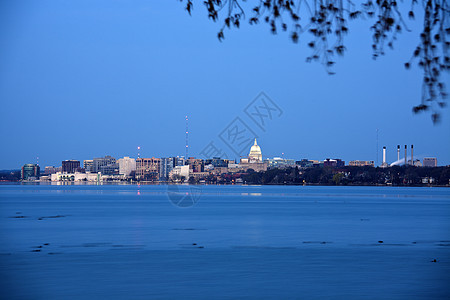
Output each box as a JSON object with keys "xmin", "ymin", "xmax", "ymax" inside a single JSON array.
[{"xmin": 249, "ymin": 139, "xmax": 262, "ymax": 163}]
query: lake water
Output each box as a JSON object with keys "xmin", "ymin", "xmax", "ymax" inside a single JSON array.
[{"xmin": 0, "ymin": 184, "xmax": 449, "ymax": 299}]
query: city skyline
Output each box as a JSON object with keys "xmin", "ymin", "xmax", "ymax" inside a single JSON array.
[
  {"xmin": 16, "ymin": 138, "xmax": 443, "ymax": 185},
  {"xmin": 0, "ymin": 1, "xmax": 449, "ymax": 169},
  {"xmin": 3, "ymin": 135, "xmax": 445, "ymax": 169}
]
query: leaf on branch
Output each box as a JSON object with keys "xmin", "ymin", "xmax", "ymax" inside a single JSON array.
[
  {"xmin": 250, "ymin": 17, "xmax": 259, "ymax": 25},
  {"xmin": 217, "ymin": 31, "xmax": 224, "ymax": 42},
  {"xmin": 335, "ymin": 45, "xmax": 345, "ymax": 55},
  {"xmin": 349, "ymin": 11, "xmax": 361, "ymax": 19},
  {"xmin": 186, "ymin": 0, "xmax": 193, "ymax": 15},
  {"xmin": 414, "ymin": 47, "xmax": 421, "ymax": 56},
  {"xmin": 412, "ymin": 104, "xmax": 428, "ymax": 113}
]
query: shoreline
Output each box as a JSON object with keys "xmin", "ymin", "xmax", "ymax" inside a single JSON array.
[{"xmin": 0, "ymin": 181, "xmax": 448, "ymax": 188}]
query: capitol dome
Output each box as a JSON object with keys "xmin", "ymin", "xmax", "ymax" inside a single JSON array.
[{"xmin": 249, "ymin": 139, "xmax": 262, "ymax": 162}]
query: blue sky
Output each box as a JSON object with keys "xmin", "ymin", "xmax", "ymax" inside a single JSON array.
[{"xmin": 0, "ymin": 0, "xmax": 449, "ymax": 169}]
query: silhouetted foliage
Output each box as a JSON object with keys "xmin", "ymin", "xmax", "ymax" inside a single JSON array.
[
  {"xmin": 0, "ymin": 170, "xmax": 21, "ymax": 181},
  {"xmin": 179, "ymin": 0, "xmax": 450, "ymax": 122},
  {"xmin": 241, "ymin": 165, "xmax": 450, "ymax": 185}
]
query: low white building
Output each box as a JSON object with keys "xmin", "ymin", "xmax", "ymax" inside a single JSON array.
[
  {"xmin": 51, "ymin": 172, "xmax": 101, "ymax": 182},
  {"xmin": 169, "ymin": 165, "xmax": 189, "ymax": 180}
]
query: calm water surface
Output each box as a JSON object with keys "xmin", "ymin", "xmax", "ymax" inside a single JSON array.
[{"xmin": 0, "ymin": 184, "xmax": 449, "ymax": 299}]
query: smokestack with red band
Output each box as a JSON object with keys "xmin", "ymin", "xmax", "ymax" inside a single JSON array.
[
  {"xmin": 404, "ymin": 145, "xmax": 407, "ymax": 166},
  {"xmin": 383, "ymin": 147, "xmax": 386, "ymax": 165},
  {"xmin": 397, "ymin": 145, "xmax": 400, "ymax": 162},
  {"xmin": 411, "ymin": 145, "xmax": 414, "ymax": 166}
]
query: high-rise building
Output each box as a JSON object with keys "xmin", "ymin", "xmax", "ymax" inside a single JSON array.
[
  {"xmin": 159, "ymin": 157, "xmax": 175, "ymax": 181},
  {"xmin": 62, "ymin": 160, "xmax": 80, "ymax": 173},
  {"xmin": 423, "ymin": 157, "xmax": 437, "ymax": 167},
  {"xmin": 21, "ymin": 164, "xmax": 40, "ymax": 180},
  {"xmin": 92, "ymin": 156, "xmax": 116, "ymax": 173},
  {"xmin": 136, "ymin": 158, "xmax": 161, "ymax": 181},
  {"xmin": 83, "ymin": 160, "xmax": 94, "ymax": 173},
  {"xmin": 117, "ymin": 156, "xmax": 136, "ymax": 176}
]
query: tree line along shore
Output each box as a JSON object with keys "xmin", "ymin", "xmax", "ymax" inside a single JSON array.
[{"xmin": 1, "ymin": 166, "xmax": 449, "ymax": 186}]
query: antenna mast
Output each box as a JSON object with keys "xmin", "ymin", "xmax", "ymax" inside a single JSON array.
[
  {"xmin": 185, "ymin": 115, "xmax": 189, "ymax": 158},
  {"xmin": 376, "ymin": 128, "xmax": 379, "ymax": 167}
]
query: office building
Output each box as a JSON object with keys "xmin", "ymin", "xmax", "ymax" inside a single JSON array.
[
  {"xmin": 186, "ymin": 158, "xmax": 204, "ymax": 173},
  {"xmin": 44, "ymin": 166, "xmax": 61, "ymax": 174},
  {"xmin": 21, "ymin": 164, "xmax": 40, "ymax": 180},
  {"xmin": 117, "ymin": 156, "xmax": 136, "ymax": 176},
  {"xmin": 423, "ymin": 157, "xmax": 437, "ymax": 167},
  {"xmin": 136, "ymin": 158, "xmax": 161, "ymax": 181},
  {"xmin": 100, "ymin": 163, "xmax": 119, "ymax": 175},
  {"xmin": 160, "ymin": 157, "xmax": 175, "ymax": 181},
  {"xmin": 266, "ymin": 157, "xmax": 295, "ymax": 169},
  {"xmin": 62, "ymin": 160, "xmax": 80, "ymax": 173},
  {"xmin": 324, "ymin": 159, "xmax": 345, "ymax": 168},
  {"xmin": 348, "ymin": 160, "xmax": 375, "ymax": 167},
  {"xmin": 83, "ymin": 160, "xmax": 94, "ymax": 173},
  {"xmin": 295, "ymin": 159, "xmax": 316, "ymax": 169},
  {"xmin": 93, "ymin": 156, "xmax": 116, "ymax": 173},
  {"xmin": 205, "ymin": 157, "xmax": 228, "ymax": 168}
]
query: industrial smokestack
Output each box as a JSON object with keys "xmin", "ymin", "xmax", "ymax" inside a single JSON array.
[
  {"xmin": 382, "ymin": 147, "xmax": 386, "ymax": 165},
  {"xmin": 404, "ymin": 145, "xmax": 407, "ymax": 166},
  {"xmin": 411, "ymin": 145, "xmax": 414, "ymax": 166},
  {"xmin": 397, "ymin": 145, "xmax": 400, "ymax": 162}
]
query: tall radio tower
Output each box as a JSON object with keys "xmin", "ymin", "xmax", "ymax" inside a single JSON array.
[
  {"xmin": 185, "ymin": 115, "xmax": 189, "ymax": 158},
  {"xmin": 376, "ymin": 128, "xmax": 379, "ymax": 167}
]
